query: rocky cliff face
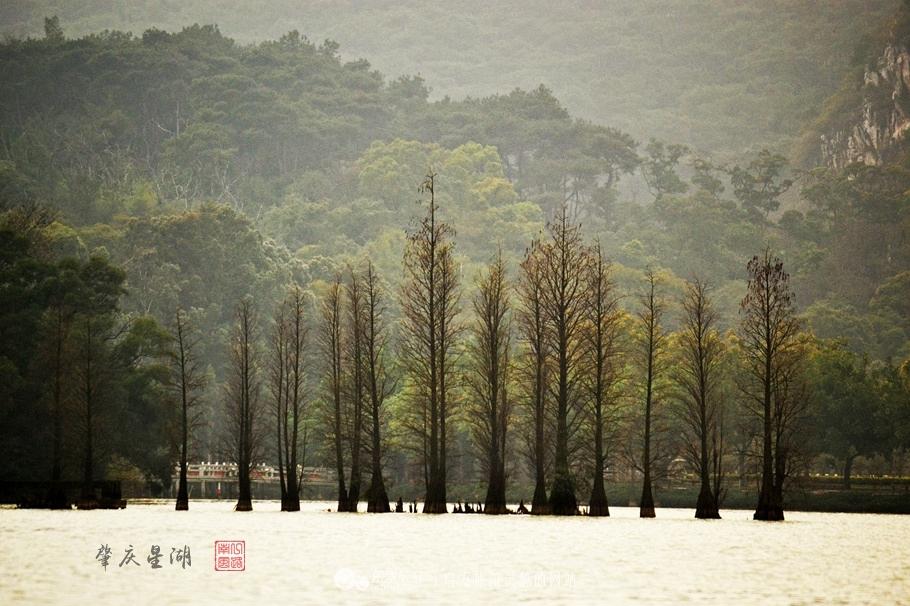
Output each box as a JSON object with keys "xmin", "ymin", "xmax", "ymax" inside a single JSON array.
[{"xmin": 820, "ymin": 44, "xmax": 910, "ymax": 169}]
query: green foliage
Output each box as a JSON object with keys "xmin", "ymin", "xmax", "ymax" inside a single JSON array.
[
  {"xmin": 1, "ymin": 12, "xmax": 909, "ymax": 492},
  {"xmin": 729, "ymin": 150, "xmax": 793, "ymax": 221},
  {"xmin": 641, "ymin": 140, "xmax": 689, "ymax": 201},
  {"xmin": 807, "ymin": 342, "xmax": 883, "ymax": 467},
  {"xmin": 0, "ymin": 210, "xmax": 172, "ymax": 484}
]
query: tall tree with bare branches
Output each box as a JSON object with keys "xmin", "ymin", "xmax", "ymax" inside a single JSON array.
[
  {"xmin": 516, "ymin": 239, "xmax": 551, "ymax": 514},
  {"xmin": 770, "ymin": 340, "xmax": 811, "ymax": 512},
  {"xmin": 225, "ymin": 297, "xmax": 262, "ymax": 512},
  {"xmin": 740, "ymin": 249, "xmax": 802, "ymax": 521},
  {"xmin": 400, "ymin": 172, "xmax": 461, "ymax": 513},
  {"xmin": 636, "ymin": 269, "xmax": 666, "ymax": 518},
  {"xmin": 364, "ymin": 262, "xmax": 393, "ymax": 513},
  {"xmin": 344, "ymin": 265, "xmax": 367, "ymax": 512},
  {"xmin": 466, "ymin": 251, "xmax": 512, "ymax": 514},
  {"xmin": 269, "ymin": 286, "xmax": 308, "ymax": 512},
  {"xmin": 269, "ymin": 298, "xmax": 289, "ymax": 508},
  {"xmin": 583, "ymin": 243, "xmax": 623, "ymax": 517},
  {"xmin": 674, "ymin": 278, "xmax": 724, "ymax": 519},
  {"xmin": 319, "ymin": 274, "xmax": 348, "ymax": 512},
  {"xmin": 540, "ymin": 205, "xmax": 590, "ymax": 515},
  {"xmin": 170, "ymin": 308, "xmax": 207, "ymax": 511}
]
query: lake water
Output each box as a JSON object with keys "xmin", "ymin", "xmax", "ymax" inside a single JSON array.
[{"xmin": 1, "ymin": 501, "xmax": 908, "ymax": 605}]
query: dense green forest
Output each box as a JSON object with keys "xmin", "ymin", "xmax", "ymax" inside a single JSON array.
[
  {"xmin": 1, "ymin": 7, "xmax": 909, "ymax": 510},
  {"xmin": 0, "ymin": 0, "xmax": 899, "ymax": 157}
]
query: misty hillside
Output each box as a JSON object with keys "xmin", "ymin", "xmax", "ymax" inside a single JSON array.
[
  {"xmin": 1, "ymin": 13, "xmax": 908, "ymax": 365},
  {"xmin": 0, "ymin": 0, "xmax": 899, "ymax": 158}
]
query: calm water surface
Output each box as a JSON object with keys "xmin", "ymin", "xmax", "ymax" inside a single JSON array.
[{"xmin": 1, "ymin": 501, "xmax": 908, "ymax": 605}]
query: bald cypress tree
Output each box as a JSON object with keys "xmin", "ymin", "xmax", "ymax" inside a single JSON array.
[
  {"xmin": 343, "ymin": 265, "xmax": 367, "ymax": 512},
  {"xmin": 584, "ymin": 243, "xmax": 622, "ymax": 517},
  {"xmin": 517, "ymin": 239, "xmax": 551, "ymax": 514},
  {"xmin": 170, "ymin": 308, "xmax": 206, "ymax": 511},
  {"xmin": 268, "ymin": 286, "xmax": 307, "ymax": 512},
  {"xmin": 740, "ymin": 249, "xmax": 801, "ymax": 521},
  {"xmin": 364, "ymin": 262, "xmax": 392, "ymax": 513},
  {"xmin": 283, "ymin": 286, "xmax": 308, "ymax": 513},
  {"xmin": 636, "ymin": 269, "xmax": 666, "ymax": 518},
  {"xmin": 675, "ymin": 278, "xmax": 723, "ymax": 519},
  {"xmin": 226, "ymin": 298, "xmax": 262, "ymax": 512},
  {"xmin": 466, "ymin": 251, "xmax": 512, "ymax": 515},
  {"xmin": 318, "ymin": 274, "xmax": 349, "ymax": 512},
  {"xmin": 401, "ymin": 173, "xmax": 461, "ymax": 513},
  {"xmin": 540, "ymin": 206, "xmax": 589, "ymax": 516}
]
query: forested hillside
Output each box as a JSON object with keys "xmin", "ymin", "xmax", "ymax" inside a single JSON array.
[
  {"xmin": 2, "ymin": 21, "xmax": 907, "ymax": 352},
  {"xmin": 1, "ymin": 10, "xmax": 909, "ymax": 503},
  {"xmin": 0, "ymin": 0, "xmax": 899, "ymax": 157}
]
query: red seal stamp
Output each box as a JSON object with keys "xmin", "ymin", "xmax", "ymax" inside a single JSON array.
[{"xmin": 214, "ymin": 540, "xmax": 245, "ymax": 572}]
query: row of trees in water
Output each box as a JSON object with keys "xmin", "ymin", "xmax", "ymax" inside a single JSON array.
[{"xmin": 171, "ymin": 175, "xmax": 807, "ymax": 520}]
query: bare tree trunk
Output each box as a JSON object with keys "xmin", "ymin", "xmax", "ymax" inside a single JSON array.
[
  {"xmin": 227, "ymin": 299, "xmax": 260, "ymax": 512},
  {"xmin": 637, "ymin": 270, "xmax": 665, "ymax": 518},
  {"xmin": 401, "ymin": 173, "xmax": 460, "ymax": 514},
  {"xmin": 585, "ymin": 244, "xmax": 620, "ymax": 517},
  {"xmin": 741, "ymin": 250, "xmax": 799, "ymax": 522},
  {"xmin": 364, "ymin": 263, "xmax": 391, "ymax": 513},
  {"xmin": 345, "ymin": 266, "xmax": 366, "ymax": 512},
  {"xmin": 467, "ymin": 252, "xmax": 511, "ymax": 514},
  {"xmin": 174, "ymin": 311, "xmax": 191, "ymax": 511},
  {"xmin": 676, "ymin": 279, "xmax": 722, "ymax": 519},
  {"xmin": 321, "ymin": 276, "xmax": 348, "ymax": 512},
  {"xmin": 284, "ymin": 286, "xmax": 307, "ymax": 512},
  {"xmin": 435, "ymin": 240, "xmax": 459, "ymax": 513},
  {"xmin": 541, "ymin": 206, "xmax": 589, "ymax": 516},
  {"xmin": 518, "ymin": 242, "xmax": 551, "ymax": 514},
  {"xmin": 269, "ymin": 300, "xmax": 289, "ymax": 510}
]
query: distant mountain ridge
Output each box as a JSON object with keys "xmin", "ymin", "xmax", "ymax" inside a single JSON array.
[{"xmin": 0, "ymin": 0, "xmax": 899, "ymax": 159}]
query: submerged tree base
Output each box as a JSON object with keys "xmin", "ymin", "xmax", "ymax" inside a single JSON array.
[
  {"xmin": 640, "ymin": 481, "xmax": 656, "ymax": 518},
  {"xmin": 694, "ymin": 487, "xmax": 720, "ymax": 519},
  {"xmin": 531, "ymin": 480, "xmax": 550, "ymax": 514},
  {"xmin": 282, "ymin": 499, "xmax": 301, "ymax": 512},
  {"xmin": 589, "ymin": 481, "xmax": 609, "ymax": 516},
  {"xmin": 549, "ymin": 477, "xmax": 578, "ymax": 516},
  {"xmin": 753, "ymin": 507, "xmax": 785, "ymax": 521},
  {"xmin": 754, "ymin": 489, "xmax": 785, "ymax": 521},
  {"xmin": 175, "ymin": 480, "xmax": 189, "ymax": 511},
  {"xmin": 695, "ymin": 506, "xmax": 720, "ymax": 519},
  {"xmin": 588, "ymin": 500, "xmax": 610, "ymax": 517},
  {"xmin": 483, "ymin": 503, "xmax": 510, "ymax": 515},
  {"xmin": 367, "ymin": 500, "xmax": 391, "ymax": 513},
  {"xmin": 367, "ymin": 484, "xmax": 391, "ymax": 513},
  {"xmin": 422, "ymin": 501, "xmax": 448, "ymax": 514}
]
